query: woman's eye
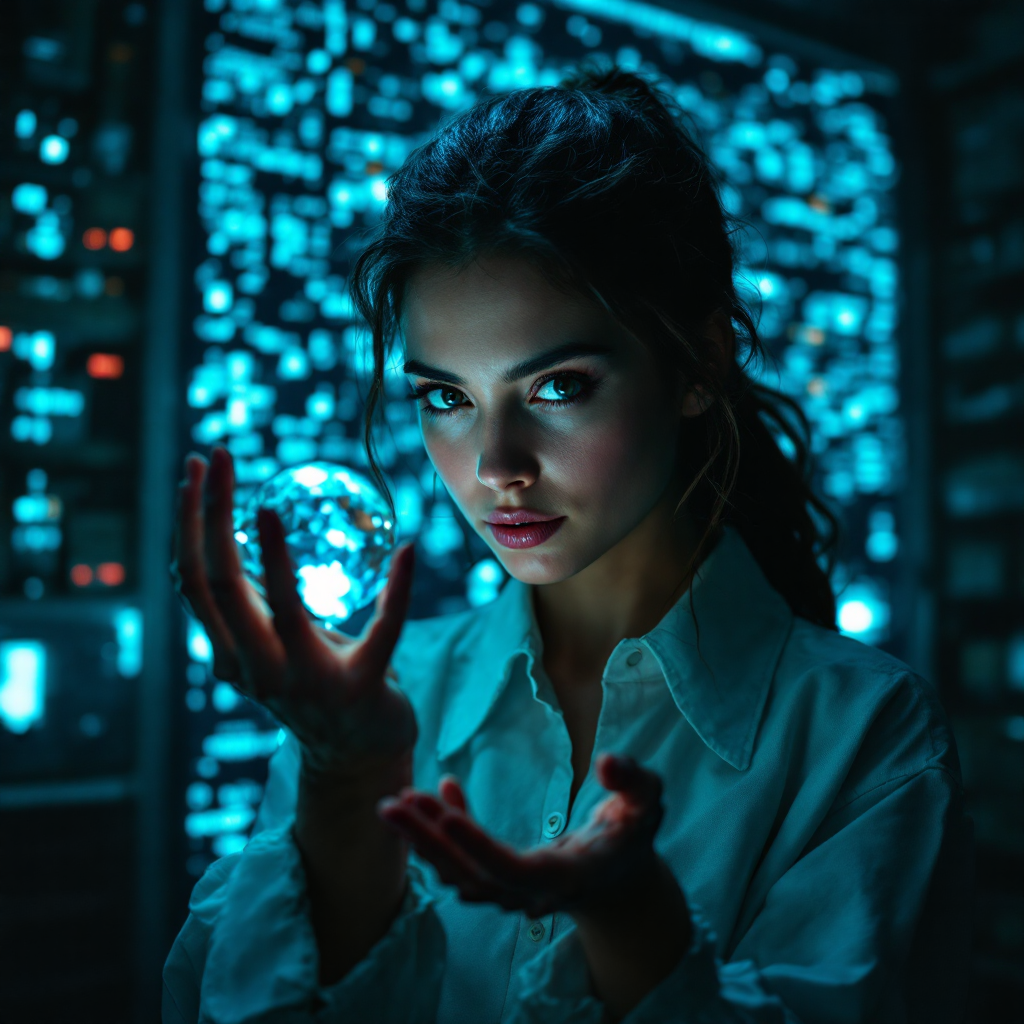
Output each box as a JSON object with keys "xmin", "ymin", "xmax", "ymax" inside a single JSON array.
[
  {"xmin": 535, "ymin": 375, "xmax": 583, "ymax": 402},
  {"xmin": 424, "ymin": 386, "xmax": 466, "ymax": 410}
]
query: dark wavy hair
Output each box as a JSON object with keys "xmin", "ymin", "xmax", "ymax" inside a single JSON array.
[{"xmin": 350, "ymin": 64, "xmax": 838, "ymax": 629}]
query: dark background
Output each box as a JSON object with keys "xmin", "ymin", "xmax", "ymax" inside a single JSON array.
[{"xmin": 0, "ymin": 1, "xmax": 1021, "ymax": 1021}]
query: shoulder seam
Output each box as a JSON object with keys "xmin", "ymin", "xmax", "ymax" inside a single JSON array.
[{"xmin": 827, "ymin": 761, "xmax": 961, "ymax": 820}]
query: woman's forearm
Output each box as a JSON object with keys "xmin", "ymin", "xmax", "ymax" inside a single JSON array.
[
  {"xmin": 571, "ymin": 856, "xmax": 694, "ymax": 1021},
  {"xmin": 294, "ymin": 753, "xmax": 413, "ymax": 986}
]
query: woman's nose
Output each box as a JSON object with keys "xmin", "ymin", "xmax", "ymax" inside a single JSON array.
[{"xmin": 475, "ymin": 413, "xmax": 539, "ymax": 492}]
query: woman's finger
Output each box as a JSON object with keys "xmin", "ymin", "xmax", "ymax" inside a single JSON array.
[
  {"xmin": 378, "ymin": 801, "xmax": 487, "ymax": 887},
  {"xmin": 351, "ymin": 543, "xmax": 415, "ymax": 686},
  {"xmin": 438, "ymin": 815, "xmax": 538, "ymax": 889},
  {"xmin": 596, "ymin": 754, "xmax": 662, "ymax": 807},
  {"xmin": 392, "ymin": 788, "xmax": 446, "ymax": 823},
  {"xmin": 439, "ymin": 776, "xmax": 468, "ymax": 814},
  {"xmin": 202, "ymin": 447, "xmax": 280, "ymax": 685},
  {"xmin": 257, "ymin": 506, "xmax": 324, "ymax": 682},
  {"xmin": 172, "ymin": 454, "xmax": 241, "ymax": 680}
]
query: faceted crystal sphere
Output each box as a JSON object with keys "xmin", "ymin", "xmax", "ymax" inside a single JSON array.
[{"xmin": 233, "ymin": 463, "xmax": 397, "ymax": 627}]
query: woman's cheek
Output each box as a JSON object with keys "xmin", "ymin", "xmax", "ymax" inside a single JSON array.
[
  {"xmin": 557, "ymin": 404, "xmax": 665, "ymax": 507},
  {"xmin": 422, "ymin": 430, "xmax": 477, "ymax": 499}
]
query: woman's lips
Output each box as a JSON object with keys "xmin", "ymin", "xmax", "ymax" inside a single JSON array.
[{"xmin": 486, "ymin": 517, "xmax": 566, "ymax": 549}]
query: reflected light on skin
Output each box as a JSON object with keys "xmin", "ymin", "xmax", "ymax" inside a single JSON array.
[{"xmin": 400, "ymin": 256, "xmax": 718, "ymax": 605}]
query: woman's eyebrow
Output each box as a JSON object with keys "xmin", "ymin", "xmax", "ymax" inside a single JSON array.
[{"xmin": 403, "ymin": 342, "xmax": 613, "ymax": 386}]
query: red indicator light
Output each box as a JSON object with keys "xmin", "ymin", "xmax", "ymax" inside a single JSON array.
[
  {"xmin": 0, "ymin": 326, "xmax": 11, "ymax": 352},
  {"xmin": 108, "ymin": 227, "xmax": 134, "ymax": 252},
  {"xmin": 87, "ymin": 353, "xmax": 124, "ymax": 379},
  {"xmin": 83, "ymin": 227, "xmax": 107, "ymax": 250},
  {"xmin": 71, "ymin": 564, "xmax": 94, "ymax": 587},
  {"xmin": 97, "ymin": 562, "xmax": 125, "ymax": 586}
]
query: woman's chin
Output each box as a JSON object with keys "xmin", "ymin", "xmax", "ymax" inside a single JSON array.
[{"xmin": 489, "ymin": 540, "xmax": 592, "ymax": 587}]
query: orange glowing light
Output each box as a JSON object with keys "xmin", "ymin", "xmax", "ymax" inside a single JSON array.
[
  {"xmin": 0, "ymin": 326, "xmax": 11, "ymax": 352},
  {"xmin": 97, "ymin": 562, "xmax": 125, "ymax": 586},
  {"xmin": 83, "ymin": 227, "xmax": 107, "ymax": 250},
  {"xmin": 108, "ymin": 227, "xmax": 134, "ymax": 252},
  {"xmin": 87, "ymin": 353, "xmax": 124, "ymax": 379},
  {"xmin": 71, "ymin": 564, "xmax": 94, "ymax": 587}
]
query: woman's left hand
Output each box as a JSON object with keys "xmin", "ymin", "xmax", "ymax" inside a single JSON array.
[{"xmin": 376, "ymin": 753, "xmax": 664, "ymax": 920}]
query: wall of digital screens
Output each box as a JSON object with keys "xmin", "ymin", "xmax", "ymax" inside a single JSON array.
[{"xmin": 181, "ymin": 0, "xmax": 902, "ymax": 876}]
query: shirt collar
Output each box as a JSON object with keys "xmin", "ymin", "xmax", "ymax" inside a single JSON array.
[{"xmin": 436, "ymin": 527, "xmax": 794, "ymax": 770}]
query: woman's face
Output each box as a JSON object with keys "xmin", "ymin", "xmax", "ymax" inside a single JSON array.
[{"xmin": 401, "ymin": 256, "xmax": 694, "ymax": 585}]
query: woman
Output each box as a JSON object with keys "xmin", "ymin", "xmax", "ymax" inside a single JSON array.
[{"xmin": 164, "ymin": 67, "xmax": 971, "ymax": 1023}]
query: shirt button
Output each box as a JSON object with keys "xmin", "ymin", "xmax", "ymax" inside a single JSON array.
[
  {"xmin": 527, "ymin": 920, "xmax": 546, "ymax": 942},
  {"xmin": 543, "ymin": 811, "xmax": 566, "ymax": 839},
  {"xmin": 626, "ymin": 649, "xmax": 643, "ymax": 667}
]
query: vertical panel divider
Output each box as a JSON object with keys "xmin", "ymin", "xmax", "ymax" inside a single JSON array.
[{"xmin": 135, "ymin": 0, "xmax": 192, "ymax": 1015}]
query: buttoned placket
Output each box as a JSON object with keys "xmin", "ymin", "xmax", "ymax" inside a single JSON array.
[
  {"xmin": 499, "ymin": 639, "xmax": 657, "ymax": 1022},
  {"xmin": 497, "ymin": 653, "xmax": 572, "ymax": 1022}
]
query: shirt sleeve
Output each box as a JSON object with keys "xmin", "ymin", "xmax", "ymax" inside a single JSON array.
[
  {"xmin": 163, "ymin": 727, "xmax": 447, "ymax": 1024},
  {"xmin": 511, "ymin": 765, "xmax": 972, "ymax": 1024},
  {"xmin": 162, "ymin": 826, "xmax": 446, "ymax": 1024}
]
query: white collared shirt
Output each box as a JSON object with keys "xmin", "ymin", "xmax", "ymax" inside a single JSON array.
[{"xmin": 163, "ymin": 528, "xmax": 972, "ymax": 1024}]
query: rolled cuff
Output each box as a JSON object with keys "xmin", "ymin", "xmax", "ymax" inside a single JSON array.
[{"xmin": 196, "ymin": 826, "xmax": 444, "ymax": 1024}]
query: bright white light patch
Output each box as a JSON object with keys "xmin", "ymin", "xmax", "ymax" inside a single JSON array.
[
  {"xmin": 292, "ymin": 465, "xmax": 329, "ymax": 488},
  {"xmin": 298, "ymin": 561, "xmax": 353, "ymax": 620},
  {"xmin": 188, "ymin": 619, "xmax": 213, "ymax": 663},
  {"xmin": 838, "ymin": 599, "xmax": 873, "ymax": 634},
  {"xmin": 0, "ymin": 640, "xmax": 46, "ymax": 734},
  {"xmin": 325, "ymin": 528, "xmax": 355, "ymax": 550},
  {"xmin": 39, "ymin": 134, "xmax": 69, "ymax": 165}
]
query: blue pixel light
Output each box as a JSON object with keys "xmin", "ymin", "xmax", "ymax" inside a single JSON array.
[
  {"xmin": 114, "ymin": 608, "xmax": 144, "ymax": 678},
  {"xmin": 15, "ymin": 109, "xmax": 37, "ymax": 139},
  {"xmin": 39, "ymin": 134, "xmax": 70, "ymax": 165},
  {"xmin": 12, "ymin": 182, "xmax": 48, "ymax": 215},
  {"xmin": 0, "ymin": 641, "xmax": 46, "ymax": 735},
  {"xmin": 837, "ymin": 579, "xmax": 891, "ymax": 643},
  {"xmin": 468, "ymin": 558, "xmax": 507, "ymax": 607}
]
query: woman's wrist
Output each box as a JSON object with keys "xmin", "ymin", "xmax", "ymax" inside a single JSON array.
[
  {"xmin": 570, "ymin": 856, "xmax": 694, "ymax": 1021},
  {"xmin": 295, "ymin": 750, "xmax": 414, "ymax": 985}
]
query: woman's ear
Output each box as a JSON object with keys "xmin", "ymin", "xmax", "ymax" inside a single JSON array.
[{"xmin": 680, "ymin": 311, "xmax": 735, "ymax": 418}]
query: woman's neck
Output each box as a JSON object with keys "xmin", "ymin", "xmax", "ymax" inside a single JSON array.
[{"xmin": 532, "ymin": 488, "xmax": 705, "ymax": 671}]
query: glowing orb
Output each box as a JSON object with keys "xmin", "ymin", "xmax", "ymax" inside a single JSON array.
[{"xmin": 233, "ymin": 462, "xmax": 397, "ymax": 626}]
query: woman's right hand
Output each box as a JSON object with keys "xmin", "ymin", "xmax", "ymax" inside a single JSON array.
[{"xmin": 171, "ymin": 445, "xmax": 418, "ymax": 785}]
